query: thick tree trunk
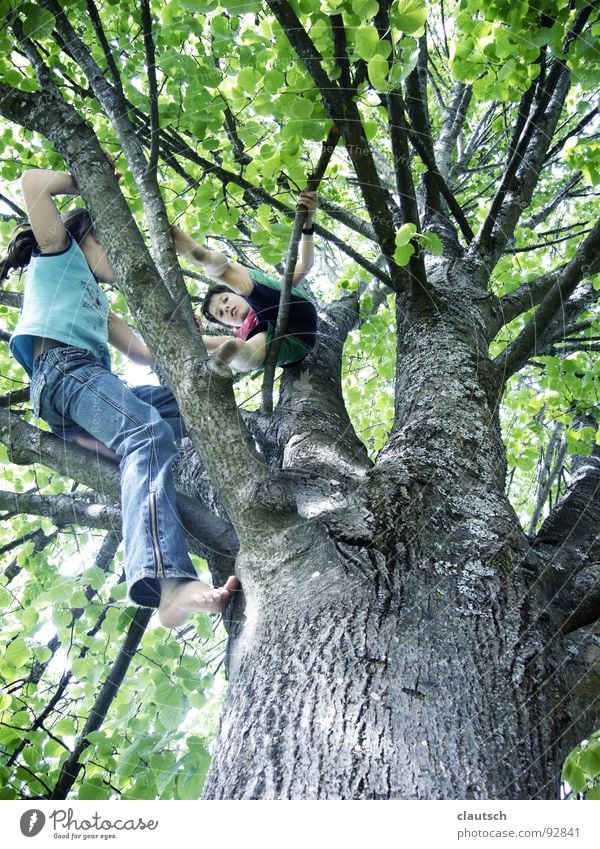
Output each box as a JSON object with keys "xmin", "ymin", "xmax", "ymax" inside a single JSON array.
[
  {"xmin": 203, "ymin": 262, "xmax": 569, "ymax": 800},
  {"xmin": 203, "ymin": 518, "xmax": 565, "ymax": 799}
]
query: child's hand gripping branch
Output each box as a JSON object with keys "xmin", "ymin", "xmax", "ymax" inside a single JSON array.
[{"xmin": 172, "ymin": 191, "xmax": 319, "ymax": 372}]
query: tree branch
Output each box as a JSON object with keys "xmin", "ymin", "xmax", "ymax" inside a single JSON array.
[
  {"xmin": 49, "ymin": 606, "xmax": 152, "ymax": 799},
  {"xmin": 435, "ymin": 82, "xmax": 472, "ymax": 180},
  {"xmin": 522, "ymin": 173, "xmax": 583, "ymax": 230},
  {"xmin": 261, "ymin": 126, "xmax": 340, "ymax": 414},
  {"xmin": 265, "ymin": 0, "xmax": 399, "ymax": 279},
  {"xmin": 405, "ymin": 122, "xmax": 475, "ymax": 244},
  {"xmin": 494, "ymin": 216, "xmax": 600, "ymax": 378},
  {"xmin": 0, "ymin": 191, "xmax": 25, "ymax": 219},
  {"xmin": 0, "ymin": 407, "xmax": 237, "ymax": 564},
  {"xmin": 490, "ymin": 268, "xmax": 564, "ymax": 337},
  {"xmin": 85, "ymin": 0, "xmax": 125, "ymax": 102},
  {"xmin": 561, "ymin": 621, "xmax": 600, "ymax": 757},
  {"xmin": 404, "ymin": 36, "xmax": 442, "ymax": 220},
  {"xmin": 555, "ymin": 563, "xmax": 600, "ymax": 635},
  {"xmin": 6, "ymin": 532, "xmax": 121, "ymax": 768},
  {"xmin": 536, "ymin": 434, "xmax": 600, "ymax": 557},
  {"xmin": 140, "ymin": 0, "xmax": 160, "ymax": 176},
  {"xmin": 0, "ymin": 82, "xmax": 269, "ymax": 524},
  {"xmin": 527, "ymin": 423, "xmax": 568, "ymax": 535},
  {"xmin": 0, "ymin": 290, "xmax": 23, "ymax": 309},
  {"xmin": 38, "ymin": 0, "xmax": 191, "ymax": 314},
  {"xmin": 0, "ymin": 490, "xmax": 120, "ymax": 532},
  {"xmin": 545, "ymin": 106, "xmax": 599, "ymax": 162},
  {"xmin": 471, "ymin": 5, "xmax": 593, "ymax": 268}
]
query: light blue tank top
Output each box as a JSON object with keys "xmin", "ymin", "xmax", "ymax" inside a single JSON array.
[{"xmin": 9, "ymin": 237, "xmax": 111, "ymax": 377}]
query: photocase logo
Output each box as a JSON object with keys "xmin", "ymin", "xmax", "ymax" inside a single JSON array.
[{"xmin": 19, "ymin": 810, "xmax": 46, "ymax": 837}]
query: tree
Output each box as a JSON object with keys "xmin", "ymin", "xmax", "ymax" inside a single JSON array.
[{"xmin": 0, "ymin": 0, "xmax": 599, "ymax": 800}]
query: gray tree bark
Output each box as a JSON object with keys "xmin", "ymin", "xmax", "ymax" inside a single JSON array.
[{"xmin": 202, "ymin": 257, "xmax": 594, "ymax": 800}]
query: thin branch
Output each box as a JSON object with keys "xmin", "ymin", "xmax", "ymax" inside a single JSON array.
[
  {"xmin": 522, "ymin": 173, "xmax": 583, "ymax": 230},
  {"xmin": 405, "ymin": 124, "xmax": 475, "ymax": 243},
  {"xmin": 261, "ymin": 126, "xmax": 340, "ymax": 414},
  {"xmin": 39, "ymin": 0, "xmax": 191, "ymax": 314},
  {"xmin": 0, "ymin": 191, "xmax": 25, "ymax": 219},
  {"xmin": 7, "ymin": 532, "xmax": 121, "ymax": 768},
  {"xmin": 10, "ymin": 17, "xmax": 57, "ymax": 92},
  {"xmin": 546, "ymin": 106, "xmax": 599, "ymax": 162},
  {"xmin": 472, "ymin": 4, "xmax": 593, "ymax": 264},
  {"xmin": 330, "ymin": 14, "xmax": 352, "ymax": 90},
  {"xmin": 0, "ymin": 526, "xmax": 46, "ymax": 556},
  {"xmin": 435, "ymin": 82, "xmax": 472, "ymax": 179},
  {"xmin": 140, "ymin": 0, "xmax": 160, "ymax": 176},
  {"xmin": 404, "ymin": 35, "xmax": 442, "ymax": 219},
  {"xmin": 450, "ymin": 103, "xmax": 499, "ymax": 176},
  {"xmin": 265, "ymin": 0, "xmax": 399, "ymax": 276},
  {"xmin": 528, "ymin": 423, "xmax": 568, "ymax": 534},
  {"xmin": 3, "ymin": 528, "xmax": 55, "ymax": 585},
  {"xmin": 495, "ymin": 216, "xmax": 600, "ymax": 379},
  {"xmin": 85, "ymin": 0, "xmax": 125, "ymax": 101},
  {"xmin": 491, "ymin": 267, "xmax": 565, "ymax": 335},
  {"xmin": 503, "ymin": 227, "xmax": 593, "ymax": 254},
  {"xmin": 0, "ymin": 388, "xmax": 29, "ymax": 408},
  {"xmin": 49, "ymin": 606, "xmax": 152, "ymax": 799}
]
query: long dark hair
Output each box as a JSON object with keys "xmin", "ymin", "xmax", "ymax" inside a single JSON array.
[
  {"xmin": 200, "ymin": 283, "xmax": 234, "ymax": 327},
  {"xmin": 0, "ymin": 208, "xmax": 94, "ymax": 284}
]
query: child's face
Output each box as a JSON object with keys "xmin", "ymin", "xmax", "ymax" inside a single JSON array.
[{"xmin": 209, "ymin": 291, "xmax": 250, "ymax": 327}]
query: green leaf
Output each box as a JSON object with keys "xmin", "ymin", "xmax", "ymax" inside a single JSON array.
[
  {"xmin": 585, "ymin": 785, "xmax": 600, "ymax": 799},
  {"xmin": 579, "ymin": 744, "xmax": 600, "ymax": 778},
  {"xmin": 368, "ymin": 55, "xmax": 389, "ymax": 89},
  {"xmin": 71, "ymin": 658, "xmax": 91, "ymax": 682},
  {"xmin": 263, "ymin": 69, "xmax": 285, "ymax": 94},
  {"xmin": 78, "ymin": 777, "xmax": 110, "ymax": 800},
  {"xmin": 395, "ymin": 222, "xmax": 417, "ymax": 246},
  {"xmin": 354, "ymin": 26, "xmax": 381, "ymax": 61},
  {"xmin": 4, "ymin": 638, "xmax": 30, "ymax": 668},
  {"xmin": 353, "ymin": 0, "xmax": 380, "ymax": 19},
  {"xmin": 179, "ymin": 0, "xmax": 218, "ymax": 11},
  {"xmin": 391, "ymin": 0, "xmax": 428, "ymax": 34},
  {"xmin": 237, "ymin": 67, "xmax": 262, "ymax": 93},
  {"xmin": 110, "ymin": 581, "xmax": 128, "ymax": 601},
  {"xmin": 420, "ymin": 232, "xmax": 443, "ymax": 255},
  {"xmin": 154, "ymin": 679, "xmax": 188, "ymax": 731},
  {"xmin": 563, "ymin": 759, "xmax": 587, "ymax": 793},
  {"xmin": 21, "ymin": 3, "xmax": 56, "ymax": 39},
  {"xmin": 393, "ymin": 242, "xmax": 415, "ymax": 266}
]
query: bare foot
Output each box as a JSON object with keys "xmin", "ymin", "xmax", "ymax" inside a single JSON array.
[{"xmin": 158, "ymin": 575, "xmax": 239, "ymax": 628}]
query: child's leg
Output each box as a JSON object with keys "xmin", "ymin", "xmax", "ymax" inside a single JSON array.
[
  {"xmin": 129, "ymin": 384, "xmax": 186, "ymax": 442},
  {"xmin": 39, "ymin": 350, "xmax": 198, "ymax": 604}
]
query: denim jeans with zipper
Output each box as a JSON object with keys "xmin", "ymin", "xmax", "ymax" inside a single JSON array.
[{"xmin": 31, "ymin": 345, "xmax": 198, "ymax": 607}]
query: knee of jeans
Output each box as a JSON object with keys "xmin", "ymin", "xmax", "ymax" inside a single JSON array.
[{"xmin": 120, "ymin": 418, "xmax": 176, "ymax": 456}]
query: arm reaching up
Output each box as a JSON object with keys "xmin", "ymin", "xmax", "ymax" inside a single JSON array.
[
  {"xmin": 293, "ymin": 190, "xmax": 317, "ymax": 285},
  {"xmin": 171, "ymin": 226, "xmax": 253, "ymax": 294}
]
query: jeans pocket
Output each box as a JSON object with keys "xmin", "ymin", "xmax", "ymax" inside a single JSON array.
[{"xmin": 29, "ymin": 371, "xmax": 47, "ymax": 419}]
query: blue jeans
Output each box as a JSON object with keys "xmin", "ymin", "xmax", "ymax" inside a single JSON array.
[{"xmin": 31, "ymin": 346, "xmax": 198, "ymax": 608}]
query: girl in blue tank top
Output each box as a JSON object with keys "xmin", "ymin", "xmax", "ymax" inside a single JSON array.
[{"xmin": 0, "ymin": 166, "xmax": 238, "ymax": 626}]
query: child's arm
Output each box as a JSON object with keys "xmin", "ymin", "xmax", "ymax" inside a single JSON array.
[
  {"xmin": 292, "ymin": 191, "xmax": 317, "ymax": 286},
  {"xmin": 171, "ymin": 226, "xmax": 253, "ymax": 295},
  {"xmin": 108, "ymin": 312, "xmax": 155, "ymax": 365},
  {"xmin": 109, "ymin": 313, "xmax": 239, "ymax": 365},
  {"xmin": 21, "ymin": 169, "xmax": 78, "ymax": 253},
  {"xmin": 209, "ymin": 332, "xmax": 267, "ymax": 372}
]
